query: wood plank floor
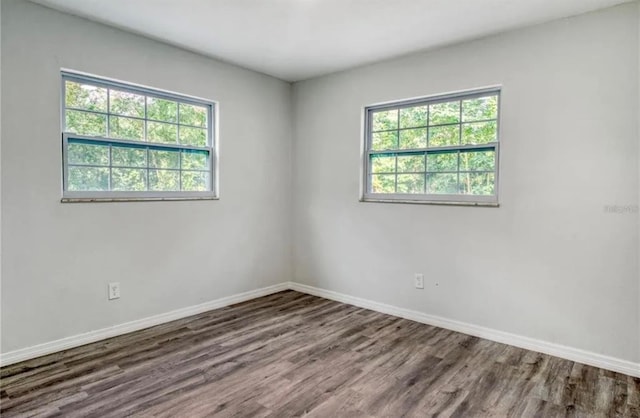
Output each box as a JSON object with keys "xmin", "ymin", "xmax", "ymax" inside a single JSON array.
[{"xmin": 1, "ymin": 290, "xmax": 638, "ymax": 417}]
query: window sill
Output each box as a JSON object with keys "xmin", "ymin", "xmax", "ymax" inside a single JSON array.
[
  {"xmin": 61, "ymin": 196, "xmax": 219, "ymax": 203},
  {"xmin": 360, "ymin": 197, "xmax": 499, "ymax": 207}
]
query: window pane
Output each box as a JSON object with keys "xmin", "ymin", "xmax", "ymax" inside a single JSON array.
[
  {"xmin": 459, "ymin": 172, "xmax": 495, "ymax": 195},
  {"xmin": 429, "ymin": 101, "xmax": 460, "ymax": 125},
  {"xmin": 399, "ymin": 106, "xmax": 427, "ymax": 128},
  {"xmin": 112, "ymin": 146, "xmax": 147, "ymax": 167},
  {"xmin": 370, "ymin": 155, "xmax": 396, "ymax": 173},
  {"xmin": 462, "ymin": 121, "xmax": 497, "ymax": 145},
  {"xmin": 397, "ymin": 154, "xmax": 425, "ymax": 173},
  {"xmin": 372, "ymin": 110, "xmax": 398, "ymax": 132},
  {"xmin": 112, "ymin": 168, "xmax": 146, "ymax": 191},
  {"xmin": 427, "ymin": 173, "xmax": 458, "ymax": 194},
  {"xmin": 68, "ymin": 142, "xmax": 109, "ymax": 166},
  {"xmin": 65, "ymin": 81, "xmax": 107, "ymax": 112},
  {"xmin": 399, "ymin": 128, "xmax": 427, "ymax": 149},
  {"xmin": 149, "ymin": 169, "xmax": 180, "ymax": 191},
  {"xmin": 427, "ymin": 151, "xmax": 458, "ymax": 172},
  {"xmin": 428, "ymin": 125, "xmax": 459, "ymax": 147},
  {"xmin": 149, "ymin": 149, "xmax": 179, "ymax": 169},
  {"xmin": 148, "ymin": 122, "xmax": 177, "ymax": 144},
  {"xmin": 459, "ymin": 150, "xmax": 495, "ymax": 172},
  {"xmin": 181, "ymin": 171, "xmax": 209, "ymax": 191},
  {"xmin": 63, "ymin": 76, "xmax": 214, "ymax": 197},
  {"xmin": 147, "ymin": 98, "xmax": 177, "ymax": 122},
  {"xmin": 110, "ymin": 116, "xmax": 144, "ymax": 141},
  {"xmin": 181, "ymin": 150, "xmax": 209, "ymax": 170},
  {"xmin": 65, "ymin": 110, "xmax": 107, "ymax": 137},
  {"xmin": 68, "ymin": 166, "xmax": 109, "ymax": 191},
  {"xmin": 372, "ymin": 131, "xmax": 398, "ymax": 150},
  {"xmin": 179, "ymin": 126, "xmax": 207, "ymax": 146},
  {"xmin": 371, "ymin": 174, "xmax": 395, "ymax": 193},
  {"xmin": 462, "ymin": 96, "xmax": 498, "ymax": 122},
  {"xmin": 179, "ymin": 103, "xmax": 207, "ymax": 127},
  {"xmin": 109, "ymin": 89, "xmax": 144, "ymax": 118},
  {"xmin": 397, "ymin": 174, "xmax": 425, "ymax": 194}
]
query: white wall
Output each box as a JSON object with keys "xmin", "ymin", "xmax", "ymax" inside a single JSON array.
[
  {"xmin": 637, "ymin": 0, "xmax": 640, "ymax": 368},
  {"xmin": 292, "ymin": 3, "xmax": 640, "ymax": 363},
  {"xmin": 0, "ymin": 0, "xmax": 293, "ymax": 353},
  {"xmin": 0, "ymin": 0, "xmax": 3, "ymax": 357}
]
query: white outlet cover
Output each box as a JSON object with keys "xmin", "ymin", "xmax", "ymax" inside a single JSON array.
[
  {"xmin": 414, "ymin": 274, "xmax": 424, "ymax": 289},
  {"xmin": 108, "ymin": 282, "xmax": 121, "ymax": 300}
]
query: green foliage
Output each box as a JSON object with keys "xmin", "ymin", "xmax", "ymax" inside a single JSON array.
[
  {"xmin": 148, "ymin": 98, "xmax": 177, "ymax": 122},
  {"xmin": 179, "ymin": 126, "xmax": 207, "ymax": 146},
  {"xmin": 427, "ymin": 151, "xmax": 458, "ymax": 172},
  {"xmin": 112, "ymin": 147, "xmax": 147, "ymax": 167},
  {"xmin": 181, "ymin": 150, "xmax": 208, "ymax": 170},
  {"xmin": 369, "ymin": 94, "xmax": 498, "ymax": 196},
  {"xmin": 372, "ymin": 131, "xmax": 398, "ymax": 150},
  {"xmin": 399, "ymin": 128, "xmax": 427, "ymax": 149},
  {"xmin": 148, "ymin": 122, "xmax": 178, "ymax": 143},
  {"xmin": 460, "ymin": 151, "xmax": 494, "ymax": 172},
  {"xmin": 372, "ymin": 110, "xmax": 398, "ymax": 131},
  {"xmin": 462, "ymin": 121, "xmax": 496, "ymax": 145},
  {"xmin": 369, "ymin": 149, "xmax": 495, "ymax": 196},
  {"xmin": 110, "ymin": 116, "xmax": 144, "ymax": 140},
  {"xmin": 429, "ymin": 101, "xmax": 460, "ymax": 125},
  {"xmin": 110, "ymin": 90, "xmax": 144, "ymax": 118},
  {"xmin": 66, "ymin": 141, "xmax": 211, "ymax": 193},
  {"xmin": 460, "ymin": 172, "xmax": 495, "ymax": 195},
  {"xmin": 370, "ymin": 155, "xmax": 395, "ymax": 173},
  {"xmin": 66, "ymin": 110, "xmax": 106, "ymax": 137},
  {"xmin": 179, "ymin": 103, "xmax": 207, "ymax": 127},
  {"xmin": 66, "ymin": 81, "xmax": 107, "ymax": 112},
  {"xmin": 371, "ymin": 174, "xmax": 395, "ymax": 193},
  {"xmin": 64, "ymin": 81, "xmax": 212, "ymax": 194},
  {"xmin": 112, "ymin": 168, "xmax": 146, "ymax": 191},
  {"xmin": 68, "ymin": 143, "xmax": 109, "ymax": 166},
  {"xmin": 181, "ymin": 171, "xmax": 208, "ymax": 191},
  {"xmin": 427, "ymin": 173, "xmax": 458, "ymax": 194},
  {"xmin": 149, "ymin": 170, "xmax": 180, "ymax": 191},
  {"xmin": 399, "ymin": 106, "xmax": 427, "ymax": 128},
  {"xmin": 370, "ymin": 95, "xmax": 498, "ymax": 152},
  {"xmin": 397, "ymin": 174, "xmax": 425, "ymax": 193},
  {"xmin": 428, "ymin": 125, "xmax": 459, "ymax": 147},
  {"xmin": 68, "ymin": 167, "xmax": 109, "ymax": 191},
  {"xmin": 397, "ymin": 155, "xmax": 425, "ymax": 172},
  {"xmin": 149, "ymin": 149, "xmax": 179, "ymax": 169},
  {"xmin": 462, "ymin": 96, "xmax": 497, "ymax": 122}
]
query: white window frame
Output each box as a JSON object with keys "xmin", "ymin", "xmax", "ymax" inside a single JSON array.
[
  {"xmin": 360, "ymin": 87, "xmax": 501, "ymax": 206},
  {"xmin": 60, "ymin": 70, "xmax": 219, "ymax": 202}
]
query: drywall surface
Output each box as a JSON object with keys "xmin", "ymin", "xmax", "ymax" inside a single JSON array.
[
  {"xmin": 637, "ymin": 0, "xmax": 640, "ymax": 368},
  {"xmin": 1, "ymin": 0, "xmax": 292, "ymax": 353},
  {"xmin": 292, "ymin": 4, "xmax": 640, "ymax": 362},
  {"xmin": 0, "ymin": 0, "xmax": 3, "ymax": 356}
]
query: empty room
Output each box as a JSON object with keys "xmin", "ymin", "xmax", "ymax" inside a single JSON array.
[{"xmin": 0, "ymin": 0, "xmax": 639, "ymax": 416}]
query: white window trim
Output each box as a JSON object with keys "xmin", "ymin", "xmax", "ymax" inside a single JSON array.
[
  {"xmin": 360, "ymin": 86, "xmax": 501, "ymax": 206},
  {"xmin": 60, "ymin": 69, "xmax": 219, "ymax": 203}
]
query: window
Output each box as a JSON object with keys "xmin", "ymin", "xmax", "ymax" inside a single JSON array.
[
  {"xmin": 61, "ymin": 71, "xmax": 216, "ymax": 201},
  {"xmin": 362, "ymin": 88, "xmax": 500, "ymax": 205}
]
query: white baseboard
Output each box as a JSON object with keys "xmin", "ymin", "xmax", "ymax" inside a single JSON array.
[
  {"xmin": 288, "ymin": 282, "xmax": 640, "ymax": 378},
  {"xmin": 0, "ymin": 283, "xmax": 289, "ymax": 367},
  {"xmin": 2, "ymin": 281, "xmax": 638, "ymax": 379}
]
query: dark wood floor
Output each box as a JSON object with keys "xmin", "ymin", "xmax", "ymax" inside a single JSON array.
[{"xmin": 1, "ymin": 291, "xmax": 638, "ymax": 417}]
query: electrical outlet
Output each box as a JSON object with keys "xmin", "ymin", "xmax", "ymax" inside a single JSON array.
[
  {"xmin": 414, "ymin": 273, "xmax": 424, "ymax": 289},
  {"xmin": 108, "ymin": 282, "xmax": 120, "ymax": 300}
]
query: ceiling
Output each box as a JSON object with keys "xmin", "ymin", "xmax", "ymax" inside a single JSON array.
[{"xmin": 31, "ymin": 0, "xmax": 632, "ymax": 82}]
